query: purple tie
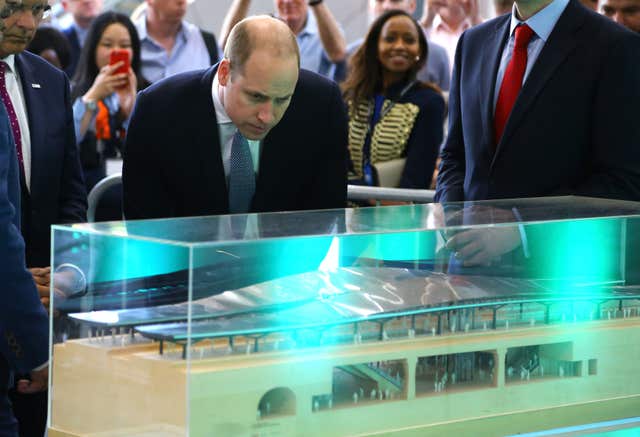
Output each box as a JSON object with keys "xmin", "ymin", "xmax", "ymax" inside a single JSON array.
[{"xmin": 0, "ymin": 62, "xmax": 23, "ymax": 174}]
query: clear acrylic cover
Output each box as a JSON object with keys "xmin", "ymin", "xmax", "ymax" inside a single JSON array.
[{"xmin": 49, "ymin": 196, "xmax": 640, "ymax": 436}]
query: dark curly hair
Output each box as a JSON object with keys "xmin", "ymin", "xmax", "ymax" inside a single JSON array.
[{"xmin": 342, "ymin": 9, "xmax": 429, "ymax": 104}]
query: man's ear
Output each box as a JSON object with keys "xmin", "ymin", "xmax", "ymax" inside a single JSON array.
[{"xmin": 218, "ymin": 59, "xmax": 231, "ymax": 86}]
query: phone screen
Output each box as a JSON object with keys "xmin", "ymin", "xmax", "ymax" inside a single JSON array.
[{"xmin": 109, "ymin": 50, "xmax": 130, "ymax": 75}]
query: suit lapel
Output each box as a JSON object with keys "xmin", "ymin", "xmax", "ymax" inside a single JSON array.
[
  {"xmin": 480, "ymin": 16, "xmax": 511, "ymax": 153},
  {"xmin": 15, "ymin": 54, "xmax": 45, "ymax": 201},
  {"xmin": 495, "ymin": 0, "xmax": 586, "ymax": 158}
]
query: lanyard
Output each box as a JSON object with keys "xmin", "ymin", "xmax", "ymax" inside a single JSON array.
[{"xmin": 362, "ymin": 80, "xmax": 417, "ymax": 185}]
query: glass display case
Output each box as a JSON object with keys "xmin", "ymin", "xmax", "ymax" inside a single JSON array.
[{"xmin": 48, "ymin": 196, "xmax": 640, "ymax": 437}]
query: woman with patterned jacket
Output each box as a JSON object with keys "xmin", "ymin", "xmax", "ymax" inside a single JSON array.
[{"xmin": 342, "ymin": 9, "xmax": 445, "ymax": 189}]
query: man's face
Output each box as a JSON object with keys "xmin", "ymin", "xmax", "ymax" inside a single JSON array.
[
  {"xmin": 602, "ymin": 0, "xmax": 640, "ymax": 32},
  {"xmin": 275, "ymin": 0, "xmax": 307, "ymax": 34},
  {"xmin": 430, "ymin": 0, "xmax": 467, "ymax": 24},
  {"xmin": 370, "ymin": 0, "xmax": 416, "ymax": 18},
  {"xmin": 62, "ymin": 0, "xmax": 103, "ymax": 25},
  {"xmin": 218, "ymin": 50, "xmax": 298, "ymax": 141},
  {"xmin": 147, "ymin": 0, "xmax": 187, "ymax": 23},
  {"xmin": 0, "ymin": 0, "xmax": 46, "ymax": 57}
]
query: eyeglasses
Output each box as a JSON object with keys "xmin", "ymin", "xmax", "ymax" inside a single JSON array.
[{"xmin": 0, "ymin": 2, "xmax": 52, "ymax": 20}]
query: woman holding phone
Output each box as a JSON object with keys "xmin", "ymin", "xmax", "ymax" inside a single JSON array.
[{"xmin": 71, "ymin": 12, "xmax": 146, "ymax": 219}]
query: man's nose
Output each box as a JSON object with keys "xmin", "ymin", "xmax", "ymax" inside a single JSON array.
[
  {"xmin": 257, "ymin": 102, "xmax": 275, "ymax": 125},
  {"xmin": 15, "ymin": 8, "xmax": 37, "ymax": 29}
]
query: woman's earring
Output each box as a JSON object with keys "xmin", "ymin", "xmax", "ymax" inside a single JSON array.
[{"xmin": 415, "ymin": 56, "xmax": 420, "ymax": 61}]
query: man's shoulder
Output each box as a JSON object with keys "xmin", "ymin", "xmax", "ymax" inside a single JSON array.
[
  {"xmin": 428, "ymin": 40, "xmax": 448, "ymax": 58},
  {"xmin": 580, "ymin": 4, "xmax": 640, "ymax": 43},
  {"xmin": 17, "ymin": 51, "xmax": 66, "ymax": 82},
  {"xmin": 296, "ymin": 68, "xmax": 338, "ymax": 91},
  {"xmin": 137, "ymin": 67, "xmax": 214, "ymax": 114},
  {"xmin": 347, "ymin": 38, "xmax": 364, "ymax": 56},
  {"xmin": 462, "ymin": 14, "xmax": 509, "ymax": 40}
]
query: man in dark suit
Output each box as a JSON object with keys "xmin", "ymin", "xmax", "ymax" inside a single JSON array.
[
  {"xmin": 0, "ymin": 100, "xmax": 49, "ymax": 435},
  {"xmin": 0, "ymin": 0, "xmax": 87, "ymax": 269},
  {"xmin": 436, "ymin": 0, "xmax": 640, "ymax": 204},
  {"xmin": 60, "ymin": 0, "xmax": 103, "ymax": 78},
  {"xmin": 0, "ymin": 0, "xmax": 87, "ymax": 434},
  {"xmin": 435, "ymin": 0, "xmax": 640, "ymax": 265},
  {"xmin": 124, "ymin": 15, "xmax": 347, "ymax": 220},
  {"xmin": 0, "ymin": 0, "xmax": 50, "ymax": 430}
]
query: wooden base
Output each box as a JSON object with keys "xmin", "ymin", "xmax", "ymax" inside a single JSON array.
[{"xmin": 49, "ymin": 318, "xmax": 640, "ymax": 436}]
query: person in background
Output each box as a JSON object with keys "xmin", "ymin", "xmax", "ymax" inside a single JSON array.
[
  {"xmin": 420, "ymin": 0, "xmax": 483, "ymax": 73},
  {"xmin": 221, "ymin": 0, "xmax": 346, "ymax": 79},
  {"xmin": 342, "ymin": 10, "xmax": 444, "ymax": 189},
  {"xmin": 601, "ymin": 0, "xmax": 640, "ymax": 32},
  {"xmin": 580, "ymin": 0, "xmax": 599, "ymax": 9},
  {"xmin": 26, "ymin": 24, "xmax": 72, "ymax": 70},
  {"xmin": 340, "ymin": 0, "xmax": 450, "ymax": 91},
  {"xmin": 71, "ymin": 11, "xmax": 146, "ymax": 221},
  {"xmin": 135, "ymin": 0, "xmax": 220, "ymax": 85},
  {"xmin": 60, "ymin": 0, "xmax": 104, "ymax": 77}
]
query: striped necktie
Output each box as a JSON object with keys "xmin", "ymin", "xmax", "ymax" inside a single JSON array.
[{"xmin": 228, "ymin": 130, "xmax": 255, "ymax": 213}]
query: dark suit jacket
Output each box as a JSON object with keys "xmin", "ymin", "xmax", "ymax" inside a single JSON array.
[
  {"xmin": 436, "ymin": 0, "xmax": 640, "ymax": 203},
  {"xmin": 0, "ymin": 102, "xmax": 49, "ymax": 392},
  {"xmin": 61, "ymin": 26, "xmax": 81, "ymax": 79},
  {"xmin": 123, "ymin": 66, "xmax": 348, "ymax": 220},
  {"xmin": 15, "ymin": 51, "xmax": 87, "ymax": 267}
]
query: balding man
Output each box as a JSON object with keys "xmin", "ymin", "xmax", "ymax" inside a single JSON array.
[
  {"xmin": 221, "ymin": 0, "xmax": 346, "ymax": 79},
  {"xmin": 123, "ymin": 16, "xmax": 347, "ymax": 220}
]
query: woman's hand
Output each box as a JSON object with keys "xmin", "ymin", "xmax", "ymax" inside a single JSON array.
[
  {"xmin": 116, "ymin": 68, "xmax": 138, "ymax": 120},
  {"xmin": 84, "ymin": 62, "xmax": 129, "ymax": 103}
]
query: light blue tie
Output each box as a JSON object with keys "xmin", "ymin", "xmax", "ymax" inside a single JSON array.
[{"xmin": 228, "ymin": 130, "xmax": 255, "ymax": 213}]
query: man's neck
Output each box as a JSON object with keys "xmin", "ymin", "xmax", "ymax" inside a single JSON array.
[
  {"xmin": 146, "ymin": 12, "xmax": 182, "ymax": 42},
  {"xmin": 515, "ymin": 0, "xmax": 555, "ymax": 20},
  {"xmin": 438, "ymin": 11, "xmax": 467, "ymax": 31},
  {"xmin": 74, "ymin": 16, "xmax": 92, "ymax": 30}
]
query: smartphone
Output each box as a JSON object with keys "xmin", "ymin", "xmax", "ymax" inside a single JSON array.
[{"xmin": 109, "ymin": 49, "xmax": 130, "ymax": 75}]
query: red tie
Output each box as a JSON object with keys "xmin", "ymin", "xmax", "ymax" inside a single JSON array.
[
  {"xmin": 494, "ymin": 24, "xmax": 534, "ymax": 146},
  {"xmin": 0, "ymin": 62, "xmax": 23, "ymax": 174}
]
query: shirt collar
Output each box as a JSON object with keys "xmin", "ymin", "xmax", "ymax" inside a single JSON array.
[
  {"xmin": 509, "ymin": 0, "xmax": 570, "ymax": 42},
  {"xmin": 73, "ymin": 22, "xmax": 89, "ymax": 46},
  {"xmin": 297, "ymin": 11, "xmax": 316, "ymax": 37},
  {"xmin": 432, "ymin": 14, "xmax": 472, "ymax": 34},
  {"xmin": 137, "ymin": 14, "xmax": 187, "ymax": 44},
  {"xmin": 2, "ymin": 55, "xmax": 16, "ymax": 73},
  {"xmin": 211, "ymin": 72, "xmax": 232, "ymax": 125}
]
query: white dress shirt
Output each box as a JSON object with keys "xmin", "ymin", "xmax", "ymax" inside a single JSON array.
[
  {"xmin": 2, "ymin": 55, "xmax": 32, "ymax": 192},
  {"xmin": 210, "ymin": 72, "xmax": 260, "ymax": 182}
]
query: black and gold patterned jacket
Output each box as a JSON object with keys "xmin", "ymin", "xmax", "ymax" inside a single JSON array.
[{"xmin": 347, "ymin": 81, "xmax": 445, "ymax": 188}]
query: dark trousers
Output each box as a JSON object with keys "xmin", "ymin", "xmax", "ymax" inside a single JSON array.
[
  {"xmin": 7, "ymin": 387, "xmax": 46, "ymax": 437},
  {"xmin": 0, "ymin": 356, "xmax": 17, "ymax": 437}
]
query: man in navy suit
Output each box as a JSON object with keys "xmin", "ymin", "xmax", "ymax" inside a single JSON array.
[
  {"xmin": 123, "ymin": 15, "xmax": 347, "ymax": 220},
  {"xmin": 0, "ymin": 0, "xmax": 86, "ymax": 434},
  {"xmin": 435, "ymin": 0, "xmax": 640, "ymax": 265},
  {"xmin": 0, "ymin": 0, "xmax": 50, "ymax": 432},
  {"xmin": 0, "ymin": 0, "xmax": 87, "ymax": 271},
  {"xmin": 436, "ymin": 0, "xmax": 640, "ymax": 204}
]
